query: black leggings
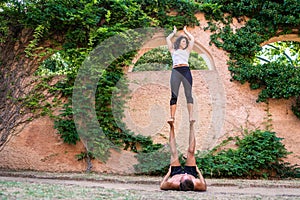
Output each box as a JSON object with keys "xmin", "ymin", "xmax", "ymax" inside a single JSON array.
[{"xmin": 170, "ymin": 67, "xmax": 193, "ymax": 105}]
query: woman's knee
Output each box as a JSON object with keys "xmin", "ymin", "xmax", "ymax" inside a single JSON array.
[{"xmin": 186, "ymin": 96, "xmax": 193, "ymax": 104}]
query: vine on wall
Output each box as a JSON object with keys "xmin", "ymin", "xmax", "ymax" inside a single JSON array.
[
  {"xmin": 1, "ymin": 0, "xmax": 299, "ymax": 175},
  {"xmin": 0, "ymin": 0, "xmax": 206, "ymax": 162},
  {"xmin": 205, "ymin": 0, "xmax": 300, "ymax": 117}
]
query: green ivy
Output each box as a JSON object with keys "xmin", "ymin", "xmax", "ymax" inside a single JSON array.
[
  {"xmin": 205, "ymin": 1, "xmax": 300, "ymax": 117},
  {"xmin": 134, "ymin": 145, "xmax": 185, "ymax": 175},
  {"xmin": 196, "ymin": 130, "xmax": 299, "ymax": 178},
  {"xmin": 76, "ymin": 151, "xmax": 95, "ymax": 161},
  {"xmin": 0, "ymin": 0, "xmax": 217, "ymax": 152},
  {"xmin": 134, "ymin": 129, "xmax": 299, "ymax": 178},
  {"xmin": 54, "ymin": 102, "xmax": 79, "ymax": 145},
  {"xmin": 2, "ymin": 0, "xmax": 300, "ymax": 174},
  {"xmin": 134, "ymin": 146, "xmax": 171, "ymax": 175},
  {"xmin": 292, "ymin": 97, "xmax": 300, "ymax": 119}
]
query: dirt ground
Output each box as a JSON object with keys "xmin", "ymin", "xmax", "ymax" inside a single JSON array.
[{"xmin": 1, "ymin": 170, "xmax": 300, "ymax": 200}]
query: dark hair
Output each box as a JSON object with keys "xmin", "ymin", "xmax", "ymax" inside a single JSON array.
[
  {"xmin": 174, "ymin": 36, "xmax": 189, "ymax": 50},
  {"xmin": 179, "ymin": 179, "xmax": 194, "ymax": 191}
]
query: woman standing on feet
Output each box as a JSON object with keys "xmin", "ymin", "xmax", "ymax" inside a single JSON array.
[{"xmin": 166, "ymin": 26, "xmax": 195, "ymax": 123}]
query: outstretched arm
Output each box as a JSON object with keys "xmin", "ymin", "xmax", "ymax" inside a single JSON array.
[
  {"xmin": 195, "ymin": 165, "xmax": 207, "ymax": 191},
  {"xmin": 166, "ymin": 26, "xmax": 177, "ymax": 53},
  {"xmin": 160, "ymin": 166, "xmax": 171, "ymax": 189},
  {"xmin": 183, "ymin": 26, "xmax": 194, "ymax": 51},
  {"xmin": 160, "ymin": 166, "xmax": 180, "ymax": 190}
]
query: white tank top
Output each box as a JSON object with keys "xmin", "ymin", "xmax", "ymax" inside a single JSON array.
[{"xmin": 172, "ymin": 49, "xmax": 190, "ymax": 67}]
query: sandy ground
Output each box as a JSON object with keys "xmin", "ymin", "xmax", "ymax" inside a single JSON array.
[{"xmin": 1, "ymin": 170, "xmax": 300, "ymax": 200}]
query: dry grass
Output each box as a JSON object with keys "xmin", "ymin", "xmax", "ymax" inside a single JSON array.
[{"xmin": 1, "ymin": 170, "xmax": 300, "ymax": 200}]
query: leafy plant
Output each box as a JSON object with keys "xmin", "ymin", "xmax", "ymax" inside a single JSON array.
[
  {"xmin": 54, "ymin": 102, "xmax": 79, "ymax": 145},
  {"xmin": 196, "ymin": 129, "xmax": 299, "ymax": 178},
  {"xmin": 2, "ymin": 0, "xmax": 300, "ymax": 174},
  {"xmin": 76, "ymin": 151, "xmax": 95, "ymax": 161},
  {"xmin": 134, "ymin": 146, "xmax": 170, "ymax": 175},
  {"xmin": 292, "ymin": 96, "xmax": 300, "ymax": 119},
  {"xmin": 205, "ymin": 1, "xmax": 300, "ymax": 118},
  {"xmin": 135, "ymin": 129, "xmax": 299, "ymax": 178}
]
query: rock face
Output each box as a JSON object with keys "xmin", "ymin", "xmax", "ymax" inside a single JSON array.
[{"xmin": 0, "ymin": 14, "xmax": 299, "ymax": 173}]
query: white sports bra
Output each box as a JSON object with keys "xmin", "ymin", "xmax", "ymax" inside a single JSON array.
[{"xmin": 172, "ymin": 49, "xmax": 190, "ymax": 67}]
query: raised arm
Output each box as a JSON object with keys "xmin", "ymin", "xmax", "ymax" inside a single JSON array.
[
  {"xmin": 166, "ymin": 26, "xmax": 177, "ymax": 53},
  {"xmin": 183, "ymin": 26, "xmax": 194, "ymax": 52}
]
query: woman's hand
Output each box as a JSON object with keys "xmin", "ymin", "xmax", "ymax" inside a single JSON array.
[
  {"xmin": 183, "ymin": 26, "xmax": 190, "ymax": 34},
  {"xmin": 183, "ymin": 25, "xmax": 194, "ymax": 51},
  {"xmin": 173, "ymin": 26, "xmax": 177, "ymax": 34},
  {"xmin": 166, "ymin": 26, "xmax": 177, "ymax": 53}
]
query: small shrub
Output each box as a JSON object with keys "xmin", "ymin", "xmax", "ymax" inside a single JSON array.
[
  {"xmin": 196, "ymin": 129, "xmax": 299, "ymax": 179},
  {"xmin": 135, "ymin": 129, "xmax": 299, "ymax": 178},
  {"xmin": 134, "ymin": 145, "xmax": 171, "ymax": 175}
]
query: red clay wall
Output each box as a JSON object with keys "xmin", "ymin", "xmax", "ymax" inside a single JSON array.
[{"xmin": 0, "ymin": 14, "xmax": 299, "ymax": 173}]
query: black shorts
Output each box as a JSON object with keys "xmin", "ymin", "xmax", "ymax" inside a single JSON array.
[{"xmin": 170, "ymin": 166, "xmax": 198, "ymax": 178}]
